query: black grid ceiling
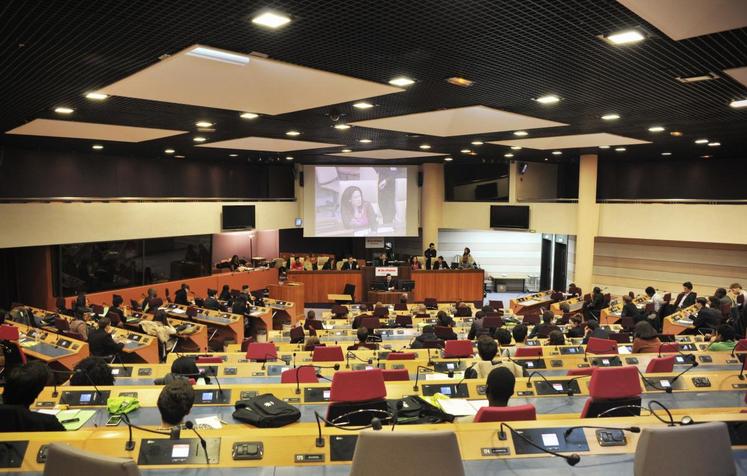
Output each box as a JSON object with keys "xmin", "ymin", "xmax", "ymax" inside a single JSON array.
[{"xmin": 0, "ymin": 0, "xmax": 746, "ymax": 165}]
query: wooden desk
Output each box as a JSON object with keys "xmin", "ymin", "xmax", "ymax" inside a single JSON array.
[
  {"xmin": 123, "ymin": 311, "xmax": 209, "ymax": 353},
  {"xmin": 411, "ymin": 269, "xmax": 484, "ymax": 302},
  {"xmin": 287, "ymin": 270, "xmax": 363, "ymax": 303},
  {"xmin": 367, "ymin": 290, "xmax": 408, "ymax": 305},
  {"xmin": 663, "ymin": 304, "xmax": 698, "ymax": 335},
  {"xmin": 6, "ymin": 321, "xmax": 89, "ymax": 371},
  {"xmin": 601, "ymin": 295, "xmax": 648, "ymax": 325},
  {"xmin": 510, "ymin": 291, "xmax": 554, "ymax": 315},
  {"xmin": 550, "ymin": 296, "xmax": 582, "ymax": 315},
  {"xmin": 267, "ymin": 283, "xmax": 304, "ymax": 322},
  {"xmin": 327, "ymin": 294, "xmax": 352, "ymax": 302},
  {"xmin": 163, "ymin": 304, "xmax": 246, "ymax": 349}
]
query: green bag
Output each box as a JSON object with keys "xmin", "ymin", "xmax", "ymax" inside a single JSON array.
[{"xmin": 107, "ymin": 396, "xmax": 140, "ymax": 415}]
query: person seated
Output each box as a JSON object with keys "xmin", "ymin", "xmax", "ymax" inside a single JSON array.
[
  {"xmin": 341, "ymin": 256, "xmax": 359, "ymax": 270},
  {"xmin": 675, "ymin": 281, "xmax": 696, "ymax": 308},
  {"xmin": 70, "ymin": 356, "xmax": 115, "ymax": 386},
  {"xmin": 432, "ymin": 255, "xmax": 447, "ymax": 270},
  {"xmin": 0, "ymin": 362, "xmax": 65, "ymax": 432},
  {"xmin": 467, "ymin": 310, "xmax": 488, "ymax": 340},
  {"xmin": 347, "ymin": 327, "xmax": 378, "ymax": 351},
  {"xmin": 157, "ymin": 380, "xmax": 195, "ymax": 429},
  {"xmin": 73, "ymin": 291, "xmax": 91, "ymax": 316},
  {"xmin": 141, "ymin": 310, "xmax": 177, "ymax": 352},
  {"xmin": 583, "ymin": 287, "xmax": 605, "ymax": 320},
  {"xmin": 87, "ymin": 317, "xmax": 125, "ymax": 358},
  {"xmin": 173, "ymin": 284, "xmax": 190, "ymax": 306},
  {"xmin": 375, "ymin": 253, "xmax": 388, "ymax": 267},
  {"xmin": 203, "ymin": 289, "xmax": 221, "ymax": 310},
  {"xmin": 631, "ymin": 321, "xmax": 661, "ymax": 353},
  {"xmin": 715, "ymin": 287, "xmax": 731, "ymax": 308},
  {"xmin": 218, "ymin": 284, "xmax": 231, "ymax": 302},
  {"xmin": 303, "ymin": 336, "xmax": 322, "ymax": 352},
  {"xmin": 557, "ymin": 302, "xmax": 572, "ymax": 324},
  {"xmin": 290, "ymin": 257, "xmax": 304, "ymax": 271},
  {"xmin": 565, "ymin": 314, "xmax": 585, "ymax": 338},
  {"xmin": 383, "ymin": 273, "xmax": 398, "ymax": 291},
  {"xmin": 581, "ymin": 320, "xmax": 609, "ymax": 344},
  {"xmin": 465, "ymin": 336, "xmax": 523, "ymax": 379},
  {"xmin": 436, "ymin": 310, "xmax": 455, "ymax": 328},
  {"xmin": 304, "ymin": 310, "xmax": 319, "ymax": 332},
  {"xmin": 510, "ymin": 324, "xmax": 528, "ymax": 355},
  {"xmin": 528, "ymin": 311, "xmax": 560, "ymax": 339},
  {"xmin": 55, "ymin": 297, "xmax": 72, "ymax": 316},
  {"xmin": 484, "ymin": 366, "xmax": 516, "ymax": 408},
  {"xmin": 231, "ymin": 294, "xmax": 249, "ymax": 315},
  {"xmin": 494, "ymin": 328, "xmax": 514, "ymax": 356},
  {"xmin": 729, "ymin": 283, "xmax": 747, "ymax": 307},
  {"xmin": 307, "ymin": 255, "xmax": 320, "ymax": 271},
  {"xmin": 142, "ymin": 288, "xmax": 157, "ymax": 311},
  {"xmin": 228, "ymin": 255, "xmax": 245, "ymax": 271},
  {"xmin": 393, "ymin": 294, "xmax": 409, "ymax": 311},
  {"xmin": 154, "ymin": 356, "xmax": 203, "ymax": 385},
  {"xmin": 693, "ymin": 297, "xmax": 723, "ymax": 333},
  {"xmin": 412, "ymin": 303, "xmax": 429, "ymax": 317},
  {"xmin": 69, "ymin": 309, "xmax": 92, "ymax": 341},
  {"xmin": 548, "ymin": 330, "xmax": 565, "ymax": 346},
  {"xmin": 621, "ymin": 294, "xmax": 644, "ymax": 323},
  {"xmin": 459, "ymin": 247, "xmax": 475, "ymax": 269},
  {"xmin": 106, "ymin": 295, "xmax": 125, "ymax": 326},
  {"xmin": 454, "ymin": 302, "xmax": 472, "ymax": 317},
  {"xmin": 410, "ymin": 325, "xmax": 443, "ymax": 349},
  {"xmin": 409, "ymin": 256, "xmax": 422, "ymax": 270},
  {"xmin": 645, "ymin": 286, "xmax": 665, "ymax": 313},
  {"xmin": 567, "ymin": 283, "xmax": 582, "ymax": 297},
  {"xmin": 322, "ymin": 257, "xmax": 337, "ymax": 270},
  {"xmin": 707, "ymin": 324, "xmax": 738, "ymax": 352}
]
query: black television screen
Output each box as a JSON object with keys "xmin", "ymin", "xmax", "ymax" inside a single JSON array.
[
  {"xmin": 222, "ymin": 205, "xmax": 255, "ymax": 230},
  {"xmin": 490, "ymin": 206, "xmax": 529, "ymax": 229}
]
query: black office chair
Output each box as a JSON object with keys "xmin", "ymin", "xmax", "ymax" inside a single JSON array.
[{"xmin": 342, "ymin": 284, "xmax": 356, "ymax": 303}]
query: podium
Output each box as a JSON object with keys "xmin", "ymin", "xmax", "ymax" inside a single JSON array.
[{"xmin": 268, "ymin": 282, "xmax": 305, "ymax": 322}]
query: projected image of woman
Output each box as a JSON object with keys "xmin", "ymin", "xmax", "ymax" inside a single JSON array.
[{"xmin": 340, "ymin": 186, "xmax": 378, "ymax": 231}]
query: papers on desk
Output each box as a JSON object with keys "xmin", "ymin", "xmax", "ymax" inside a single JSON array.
[
  {"xmin": 424, "ymin": 372, "xmax": 458, "ymax": 380},
  {"xmin": 169, "ymin": 308, "xmax": 187, "ymax": 315},
  {"xmin": 55, "ymin": 409, "xmax": 96, "ymax": 431},
  {"xmin": 437, "ymin": 399, "xmax": 489, "ymax": 417},
  {"xmin": 194, "ymin": 415, "xmax": 223, "ymax": 429},
  {"xmin": 676, "ymin": 319, "xmax": 694, "ymax": 326}
]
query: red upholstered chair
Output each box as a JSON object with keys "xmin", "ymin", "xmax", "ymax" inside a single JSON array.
[
  {"xmin": 387, "ymin": 352, "xmax": 417, "ymax": 360},
  {"xmin": 424, "ymin": 298, "xmax": 438, "ymax": 310},
  {"xmin": 488, "ymin": 300, "xmax": 504, "ymax": 310},
  {"xmin": 0, "ymin": 325, "xmax": 20, "ymax": 341},
  {"xmin": 444, "ymin": 340, "xmax": 474, "ymax": 358},
  {"xmin": 196, "ymin": 356, "xmax": 223, "ymax": 364},
  {"xmin": 567, "ymin": 367, "xmax": 594, "ymax": 377},
  {"xmin": 645, "ymin": 356, "xmax": 675, "ymax": 374},
  {"xmin": 658, "ymin": 342, "xmax": 679, "ymax": 354},
  {"xmin": 382, "ymin": 369, "xmax": 409, "ymax": 381},
  {"xmin": 393, "ymin": 303, "xmax": 408, "ymax": 311},
  {"xmin": 360, "ymin": 317, "xmax": 381, "ymax": 330},
  {"xmin": 474, "ymin": 404, "xmax": 537, "ymax": 423},
  {"xmin": 482, "ymin": 316, "xmax": 503, "ymax": 330},
  {"xmin": 327, "ymin": 369, "xmax": 388, "ymax": 425},
  {"xmin": 581, "ymin": 366, "xmax": 642, "ymax": 418},
  {"xmin": 246, "ymin": 342, "xmax": 278, "ymax": 361},
  {"xmin": 585, "ymin": 337, "xmax": 619, "ymax": 355},
  {"xmin": 313, "ymin": 346, "xmax": 345, "ymax": 362},
  {"xmin": 734, "ymin": 339, "xmax": 747, "ymax": 358},
  {"xmin": 395, "ymin": 315, "xmax": 413, "ymax": 327},
  {"xmin": 281, "ymin": 367, "xmax": 318, "ymax": 384},
  {"xmin": 515, "ymin": 346, "xmax": 543, "ymax": 357},
  {"xmin": 289, "ymin": 326, "xmax": 305, "ymax": 344}
]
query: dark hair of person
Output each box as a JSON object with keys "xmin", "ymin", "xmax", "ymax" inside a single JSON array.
[
  {"xmin": 548, "ymin": 330, "xmax": 565, "ymax": 346},
  {"xmin": 357, "ymin": 326, "xmax": 369, "ymax": 343},
  {"xmin": 154, "ymin": 309, "xmax": 169, "ymax": 325},
  {"xmin": 486, "ymin": 367, "xmax": 515, "ymax": 407},
  {"xmin": 683, "ymin": 281, "xmax": 693, "ymax": 290},
  {"xmin": 718, "ymin": 324, "xmax": 737, "ymax": 342},
  {"xmin": 474, "ymin": 310, "xmax": 485, "ymax": 320},
  {"xmin": 3, "ymin": 361, "xmax": 51, "ymax": 407},
  {"xmin": 512, "ymin": 324, "xmax": 528, "ymax": 343},
  {"xmin": 307, "ymin": 310, "xmax": 316, "ymax": 320},
  {"xmin": 207, "ymin": 288, "xmax": 217, "ymax": 297},
  {"xmin": 477, "ymin": 336, "xmax": 498, "ymax": 361},
  {"xmin": 696, "ymin": 297, "xmax": 708, "ymax": 306},
  {"xmin": 542, "ymin": 311, "xmax": 554, "ymax": 324},
  {"xmin": 170, "ymin": 356, "xmax": 199, "ymax": 377},
  {"xmin": 70, "ymin": 357, "xmax": 115, "ymax": 386},
  {"xmin": 97, "ymin": 317, "xmax": 111, "ymax": 329},
  {"xmin": 634, "ymin": 321, "xmax": 657, "ymax": 340},
  {"xmin": 112, "ymin": 295, "xmax": 123, "ymax": 307},
  {"xmin": 586, "ymin": 319, "xmax": 599, "ymax": 330},
  {"xmin": 495, "ymin": 328, "xmax": 512, "ymax": 346},
  {"xmin": 645, "ymin": 286, "xmax": 655, "ymax": 296},
  {"xmin": 437, "ymin": 310, "xmax": 450, "ymax": 326},
  {"xmin": 157, "ymin": 380, "xmax": 195, "ymax": 426}
]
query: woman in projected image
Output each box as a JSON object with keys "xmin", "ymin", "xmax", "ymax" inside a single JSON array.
[{"xmin": 340, "ymin": 186, "xmax": 378, "ymax": 231}]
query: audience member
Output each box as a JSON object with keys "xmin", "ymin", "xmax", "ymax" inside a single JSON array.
[
  {"xmin": 348, "ymin": 327, "xmax": 378, "ymax": 351},
  {"xmin": 708, "ymin": 324, "xmax": 738, "ymax": 352},
  {"xmin": 693, "ymin": 297, "xmax": 723, "ymax": 333},
  {"xmin": 157, "ymin": 380, "xmax": 195, "ymax": 427},
  {"xmin": 675, "ymin": 281, "xmax": 696, "ymax": 308},
  {"xmin": 548, "ymin": 330, "xmax": 565, "ymax": 346},
  {"xmin": 203, "ymin": 288, "xmax": 220, "ymax": 310},
  {"xmin": 566, "ymin": 314, "xmax": 585, "ymax": 338},
  {"xmin": 154, "ymin": 356, "xmax": 202, "ymax": 385},
  {"xmin": 632, "ymin": 321, "xmax": 661, "ymax": 353},
  {"xmin": 582, "ymin": 320, "xmax": 609, "ymax": 344},
  {"xmin": 0, "ymin": 362, "xmax": 65, "ymax": 432},
  {"xmin": 174, "ymin": 283, "xmax": 191, "ymax": 305},
  {"xmin": 70, "ymin": 356, "xmax": 115, "ymax": 386},
  {"xmin": 410, "ymin": 325, "xmax": 443, "ymax": 349},
  {"xmin": 528, "ymin": 311, "xmax": 560, "ymax": 339},
  {"xmin": 484, "ymin": 367, "xmax": 516, "ymax": 408},
  {"xmin": 87, "ymin": 317, "xmax": 125, "ymax": 357},
  {"xmin": 303, "ymin": 336, "xmax": 321, "ymax": 352}
]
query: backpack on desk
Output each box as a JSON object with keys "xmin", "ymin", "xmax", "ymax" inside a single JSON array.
[
  {"xmin": 232, "ymin": 394, "xmax": 301, "ymax": 428},
  {"xmin": 388, "ymin": 396, "xmax": 454, "ymax": 425}
]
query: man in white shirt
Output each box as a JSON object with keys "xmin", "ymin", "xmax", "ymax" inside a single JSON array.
[{"xmin": 645, "ymin": 286, "xmax": 665, "ymax": 313}]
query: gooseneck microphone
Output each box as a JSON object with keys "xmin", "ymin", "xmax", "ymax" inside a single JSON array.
[
  {"xmin": 260, "ymin": 353, "xmax": 279, "ymax": 370},
  {"xmin": 669, "ymin": 359, "xmax": 699, "ymax": 384},
  {"xmin": 120, "ymin": 413, "xmax": 171, "ymax": 451},
  {"xmin": 412, "ymin": 366, "xmax": 453, "ymax": 392},
  {"xmin": 346, "ymin": 351, "xmax": 373, "ymax": 369},
  {"xmin": 294, "ymin": 364, "xmax": 340, "ymax": 394},
  {"xmin": 185, "ymin": 421, "xmax": 209, "ymax": 465},
  {"xmin": 498, "ymin": 422, "xmax": 580, "ymax": 466},
  {"xmin": 526, "ymin": 371, "xmax": 575, "ymax": 396},
  {"xmin": 635, "ymin": 368, "xmax": 673, "ymax": 393}
]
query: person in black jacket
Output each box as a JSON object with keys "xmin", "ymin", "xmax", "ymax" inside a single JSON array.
[
  {"xmin": 432, "ymin": 256, "xmax": 447, "ymax": 270},
  {"xmin": 0, "ymin": 362, "xmax": 65, "ymax": 432},
  {"xmin": 340, "ymin": 256, "xmax": 359, "ymax": 270},
  {"xmin": 674, "ymin": 281, "xmax": 696, "ymax": 309},
  {"xmin": 566, "ymin": 314, "xmax": 585, "ymax": 338},
  {"xmin": 174, "ymin": 284, "xmax": 190, "ymax": 305},
  {"xmin": 424, "ymin": 243, "xmax": 437, "ymax": 270},
  {"xmin": 620, "ymin": 295, "xmax": 644, "ymax": 323},
  {"xmin": 218, "ymin": 284, "xmax": 231, "ymax": 302},
  {"xmin": 203, "ymin": 289, "xmax": 220, "ymax": 310},
  {"xmin": 528, "ymin": 311, "xmax": 561, "ymax": 339},
  {"xmin": 87, "ymin": 317, "xmax": 125, "ymax": 357},
  {"xmin": 410, "ymin": 325, "xmax": 444, "ymax": 349},
  {"xmin": 322, "ymin": 257, "xmax": 337, "ymax": 270},
  {"xmin": 581, "ymin": 320, "xmax": 610, "ymax": 344},
  {"xmin": 583, "ymin": 287, "xmax": 605, "ymax": 320},
  {"xmin": 692, "ymin": 297, "xmax": 723, "ymax": 333},
  {"xmin": 468, "ymin": 310, "xmax": 488, "ymax": 340}
]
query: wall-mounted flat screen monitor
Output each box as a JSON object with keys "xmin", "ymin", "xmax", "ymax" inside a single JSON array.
[{"xmin": 490, "ymin": 206, "xmax": 530, "ymax": 229}]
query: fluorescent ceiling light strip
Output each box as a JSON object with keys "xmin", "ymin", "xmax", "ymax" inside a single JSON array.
[{"xmin": 186, "ymin": 47, "xmax": 250, "ymax": 66}]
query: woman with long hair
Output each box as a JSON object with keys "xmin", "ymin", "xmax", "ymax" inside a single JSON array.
[{"xmin": 340, "ymin": 186, "xmax": 377, "ymax": 230}]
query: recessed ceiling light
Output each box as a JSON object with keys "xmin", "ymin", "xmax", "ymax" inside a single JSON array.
[
  {"xmin": 730, "ymin": 99, "xmax": 747, "ymax": 108},
  {"xmin": 513, "ymin": 131, "xmax": 528, "ymax": 136},
  {"xmin": 648, "ymin": 126, "xmax": 665, "ymax": 132},
  {"xmin": 187, "ymin": 46, "xmax": 250, "ymax": 65},
  {"xmin": 708, "ymin": 142, "xmax": 721, "ymax": 147},
  {"xmin": 675, "ymin": 72, "xmax": 719, "ymax": 83},
  {"xmin": 694, "ymin": 138, "xmax": 709, "ymax": 144},
  {"xmin": 251, "ymin": 11, "xmax": 291, "ymax": 29},
  {"xmin": 504, "ymin": 153, "xmax": 514, "ymax": 158},
  {"xmin": 341, "ymin": 148, "xmax": 352, "ymax": 153},
  {"xmin": 670, "ymin": 131, "xmax": 683, "ymax": 137},
  {"xmin": 54, "ymin": 107, "xmax": 74, "ymax": 114},
  {"xmin": 229, "ymin": 153, "xmax": 238, "ymax": 157},
  {"xmin": 164, "ymin": 148, "xmax": 175, "ymax": 154},
  {"xmin": 92, "ymin": 144, "xmax": 103, "ymax": 150},
  {"xmin": 446, "ymin": 76, "xmax": 474, "ymax": 87},
  {"xmin": 353, "ymin": 101, "xmax": 374, "ymax": 109},
  {"xmin": 444, "ymin": 157, "xmax": 453, "ymax": 162},
  {"xmin": 285, "ymin": 156, "xmax": 294, "ymax": 161},
  {"xmin": 358, "ymin": 139, "xmax": 372, "ymax": 143},
  {"xmin": 661, "ymin": 152, "xmax": 672, "ymax": 156},
  {"xmin": 601, "ymin": 113, "xmax": 620, "ymax": 120},
  {"xmin": 85, "ymin": 92, "xmax": 108, "ymax": 100},
  {"xmin": 599, "ymin": 145, "xmax": 610, "ymax": 149},
  {"xmin": 193, "ymin": 136, "xmax": 207, "ymax": 142},
  {"xmin": 552, "ymin": 151, "xmax": 562, "ymax": 155},
  {"xmin": 510, "ymin": 146, "xmax": 522, "ymax": 150},
  {"xmin": 286, "ymin": 130, "xmax": 301, "ymax": 136},
  {"xmin": 388, "ymin": 76, "xmax": 415, "ymax": 87},
  {"xmin": 419, "ymin": 144, "xmax": 431, "ymax": 150},
  {"xmin": 174, "ymin": 155, "xmax": 186, "ymax": 159},
  {"xmin": 471, "ymin": 141, "xmax": 483, "ymax": 146},
  {"xmin": 544, "ymin": 158, "xmax": 549, "ymax": 161},
  {"xmin": 460, "ymin": 149, "xmax": 471, "ymax": 153},
  {"xmin": 195, "ymin": 121, "xmax": 213, "ymax": 128},
  {"xmin": 615, "ymin": 147, "xmax": 626, "ymax": 152},
  {"xmin": 605, "ymin": 30, "xmax": 645, "ymax": 45},
  {"xmin": 334, "ymin": 124, "xmax": 351, "ymax": 130},
  {"xmin": 701, "ymin": 155, "xmax": 711, "ymax": 159},
  {"xmin": 240, "ymin": 112, "xmax": 259, "ymax": 119},
  {"xmin": 535, "ymin": 94, "xmax": 560, "ymax": 104}
]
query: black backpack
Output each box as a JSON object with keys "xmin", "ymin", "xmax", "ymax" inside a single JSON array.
[
  {"xmin": 232, "ymin": 394, "xmax": 301, "ymax": 428},
  {"xmin": 388, "ymin": 396, "xmax": 455, "ymax": 425}
]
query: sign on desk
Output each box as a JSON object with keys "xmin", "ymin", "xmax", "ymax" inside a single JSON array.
[{"xmin": 375, "ymin": 266, "xmax": 398, "ymax": 277}]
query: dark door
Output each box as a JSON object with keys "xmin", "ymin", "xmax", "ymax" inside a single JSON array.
[
  {"xmin": 539, "ymin": 237, "xmax": 553, "ymax": 291},
  {"xmin": 553, "ymin": 242, "xmax": 568, "ymax": 291}
]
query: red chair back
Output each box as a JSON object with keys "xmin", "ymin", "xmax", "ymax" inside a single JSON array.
[
  {"xmin": 246, "ymin": 342, "xmax": 278, "ymax": 361},
  {"xmin": 515, "ymin": 346, "xmax": 543, "ymax": 357},
  {"xmin": 645, "ymin": 356, "xmax": 675, "ymax": 373},
  {"xmin": 281, "ymin": 367, "xmax": 318, "ymax": 384},
  {"xmin": 522, "ymin": 313, "xmax": 540, "ymax": 325},
  {"xmin": 424, "ymin": 298, "xmax": 438, "ymax": 309},
  {"xmin": 734, "ymin": 339, "xmax": 747, "ymax": 353},
  {"xmin": 329, "ymin": 369, "xmax": 386, "ymax": 402},
  {"xmin": 387, "ymin": 352, "xmax": 417, "ymax": 360},
  {"xmin": 586, "ymin": 337, "xmax": 618, "ymax": 355},
  {"xmin": 588, "ymin": 366, "xmax": 642, "ymax": 399},
  {"xmin": 444, "ymin": 340, "xmax": 474, "ymax": 358},
  {"xmin": 566, "ymin": 368, "xmax": 594, "ymax": 377},
  {"xmin": 474, "ymin": 404, "xmax": 537, "ymax": 423},
  {"xmin": 483, "ymin": 316, "xmax": 503, "ymax": 329},
  {"xmin": 382, "ymin": 369, "xmax": 409, "ymax": 381},
  {"xmin": 196, "ymin": 356, "xmax": 223, "ymax": 364},
  {"xmin": 0, "ymin": 325, "xmax": 20, "ymax": 341},
  {"xmin": 488, "ymin": 300, "xmax": 504, "ymax": 310},
  {"xmin": 658, "ymin": 342, "xmax": 679, "ymax": 354},
  {"xmin": 360, "ymin": 317, "xmax": 381, "ymax": 330},
  {"xmin": 313, "ymin": 346, "xmax": 345, "ymax": 362}
]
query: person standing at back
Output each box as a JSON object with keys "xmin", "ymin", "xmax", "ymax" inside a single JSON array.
[{"xmin": 424, "ymin": 243, "xmax": 437, "ymax": 270}]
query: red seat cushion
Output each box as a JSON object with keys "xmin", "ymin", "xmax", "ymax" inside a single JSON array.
[
  {"xmin": 281, "ymin": 367, "xmax": 318, "ymax": 384},
  {"xmin": 313, "ymin": 346, "xmax": 345, "ymax": 362},
  {"xmin": 474, "ymin": 404, "xmax": 537, "ymax": 423},
  {"xmin": 588, "ymin": 366, "xmax": 642, "ymax": 399},
  {"xmin": 645, "ymin": 356, "xmax": 675, "ymax": 373},
  {"xmin": 195, "ymin": 356, "xmax": 223, "ymax": 364},
  {"xmin": 245, "ymin": 342, "xmax": 278, "ymax": 361},
  {"xmin": 586, "ymin": 337, "xmax": 619, "ymax": 355},
  {"xmin": 444, "ymin": 340, "xmax": 474, "ymax": 358},
  {"xmin": 382, "ymin": 369, "xmax": 409, "ymax": 381},
  {"xmin": 330, "ymin": 369, "xmax": 386, "ymax": 402},
  {"xmin": 734, "ymin": 339, "xmax": 747, "ymax": 353},
  {"xmin": 515, "ymin": 346, "xmax": 543, "ymax": 357},
  {"xmin": 387, "ymin": 352, "xmax": 417, "ymax": 360}
]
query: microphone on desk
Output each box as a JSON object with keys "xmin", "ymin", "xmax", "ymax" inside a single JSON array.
[
  {"xmin": 563, "ymin": 425, "xmax": 640, "ymax": 439},
  {"xmin": 455, "ymin": 363, "xmax": 477, "ymax": 388},
  {"xmin": 185, "ymin": 421, "xmax": 210, "ymax": 465},
  {"xmin": 346, "ymin": 351, "xmax": 373, "ymax": 369},
  {"xmin": 120, "ymin": 413, "xmax": 171, "ymax": 452},
  {"xmin": 669, "ymin": 358, "xmax": 699, "ymax": 385},
  {"xmin": 295, "ymin": 364, "xmax": 340, "ymax": 394},
  {"xmin": 260, "ymin": 353, "xmax": 278, "ymax": 370},
  {"xmin": 526, "ymin": 371, "xmax": 575, "ymax": 397},
  {"xmin": 583, "ymin": 343, "xmax": 617, "ymax": 363},
  {"xmin": 635, "ymin": 367, "xmax": 673, "ymax": 393},
  {"xmin": 292, "ymin": 352, "xmax": 297, "ymax": 368},
  {"xmin": 498, "ymin": 422, "xmax": 580, "ymax": 466},
  {"xmin": 412, "ymin": 366, "xmax": 453, "ymax": 392}
]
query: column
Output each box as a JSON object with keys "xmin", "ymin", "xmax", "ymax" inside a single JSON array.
[
  {"xmin": 421, "ymin": 163, "xmax": 444, "ymax": 251},
  {"xmin": 574, "ymin": 154, "xmax": 599, "ymax": 293},
  {"xmin": 507, "ymin": 160, "xmax": 518, "ymax": 204}
]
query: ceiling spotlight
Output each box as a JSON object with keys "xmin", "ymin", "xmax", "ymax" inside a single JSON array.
[
  {"xmin": 286, "ymin": 130, "xmax": 301, "ymax": 136},
  {"xmin": 229, "ymin": 153, "xmax": 238, "ymax": 157},
  {"xmin": 661, "ymin": 152, "xmax": 672, "ymax": 156},
  {"xmin": 388, "ymin": 76, "xmax": 415, "ymax": 87},
  {"xmin": 460, "ymin": 149, "xmax": 472, "ymax": 153},
  {"xmin": 504, "ymin": 153, "xmax": 514, "ymax": 158},
  {"xmin": 535, "ymin": 94, "xmax": 560, "ymax": 104},
  {"xmin": 85, "ymin": 92, "xmax": 108, "ymax": 100},
  {"xmin": 240, "ymin": 112, "xmax": 259, "ymax": 119},
  {"xmin": 544, "ymin": 158, "xmax": 549, "ymax": 161},
  {"xmin": 187, "ymin": 47, "xmax": 250, "ymax": 65},
  {"xmin": 444, "ymin": 157, "xmax": 453, "ymax": 162},
  {"xmin": 251, "ymin": 11, "xmax": 291, "ymax": 28},
  {"xmin": 353, "ymin": 102, "xmax": 374, "ymax": 109},
  {"xmin": 174, "ymin": 155, "xmax": 186, "ymax": 159},
  {"xmin": 708, "ymin": 142, "xmax": 721, "ymax": 147},
  {"xmin": 513, "ymin": 131, "xmax": 528, "ymax": 136},
  {"xmin": 195, "ymin": 121, "xmax": 213, "ymax": 128},
  {"xmin": 601, "ymin": 113, "xmax": 620, "ymax": 120},
  {"xmin": 701, "ymin": 155, "xmax": 711, "ymax": 159},
  {"xmin": 358, "ymin": 139, "xmax": 372, "ymax": 143},
  {"xmin": 446, "ymin": 76, "xmax": 474, "ymax": 87},
  {"xmin": 286, "ymin": 156, "xmax": 294, "ymax": 160},
  {"xmin": 341, "ymin": 148, "xmax": 352, "ymax": 153},
  {"xmin": 730, "ymin": 99, "xmax": 747, "ymax": 108},
  {"xmin": 510, "ymin": 146, "xmax": 522, "ymax": 150},
  {"xmin": 471, "ymin": 141, "xmax": 483, "ymax": 146},
  {"xmin": 334, "ymin": 124, "xmax": 351, "ymax": 130},
  {"xmin": 164, "ymin": 148, "xmax": 175, "ymax": 154},
  {"xmin": 54, "ymin": 107, "xmax": 74, "ymax": 114},
  {"xmin": 648, "ymin": 126, "xmax": 665, "ymax": 132},
  {"xmin": 193, "ymin": 136, "xmax": 207, "ymax": 142},
  {"xmin": 694, "ymin": 138, "xmax": 709, "ymax": 144},
  {"xmin": 92, "ymin": 144, "xmax": 103, "ymax": 150},
  {"xmin": 552, "ymin": 151, "xmax": 562, "ymax": 155},
  {"xmin": 670, "ymin": 131, "xmax": 683, "ymax": 137},
  {"xmin": 615, "ymin": 147, "xmax": 626, "ymax": 152},
  {"xmin": 605, "ymin": 30, "xmax": 645, "ymax": 45},
  {"xmin": 419, "ymin": 144, "xmax": 431, "ymax": 150}
]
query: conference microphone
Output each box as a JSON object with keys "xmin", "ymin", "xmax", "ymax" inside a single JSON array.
[
  {"xmin": 583, "ymin": 342, "xmax": 617, "ymax": 363},
  {"xmin": 295, "ymin": 364, "xmax": 340, "ymax": 394},
  {"xmin": 260, "ymin": 353, "xmax": 279, "ymax": 370},
  {"xmin": 184, "ymin": 421, "xmax": 210, "ymax": 465},
  {"xmin": 669, "ymin": 359, "xmax": 699, "ymax": 385},
  {"xmin": 563, "ymin": 425, "xmax": 640, "ymax": 439},
  {"xmin": 498, "ymin": 422, "xmax": 580, "ymax": 466},
  {"xmin": 346, "ymin": 351, "xmax": 373, "ymax": 368},
  {"xmin": 636, "ymin": 368, "xmax": 674, "ymax": 393},
  {"xmin": 455, "ymin": 363, "xmax": 477, "ymax": 388},
  {"xmin": 526, "ymin": 371, "xmax": 574, "ymax": 396},
  {"xmin": 412, "ymin": 366, "xmax": 453, "ymax": 392},
  {"xmin": 120, "ymin": 413, "xmax": 171, "ymax": 451},
  {"xmin": 292, "ymin": 352, "xmax": 297, "ymax": 368}
]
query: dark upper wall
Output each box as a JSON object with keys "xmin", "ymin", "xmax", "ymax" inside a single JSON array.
[{"xmin": 0, "ymin": 145, "xmax": 295, "ymax": 199}]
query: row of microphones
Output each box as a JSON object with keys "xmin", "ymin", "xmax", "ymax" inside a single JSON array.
[
  {"xmin": 563, "ymin": 425, "xmax": 640, "ymax": 438},
  {"xmin": 120, "ymin": 413, "xmax": 171, "ymax": 451},
  {"xmin": 49, "ymin": 367, "xmax": 102, "ymax": 402},
  {"xmin": 635, "ymin": 367, "xmax": 673, "ymax": 393},
  {"xmin": 295, "ymin": 364, "xmax": 340, "ymax": 394},
  {"xmin": 314, "ymin": 408, "xmax": 393, "ymax": 448}
]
